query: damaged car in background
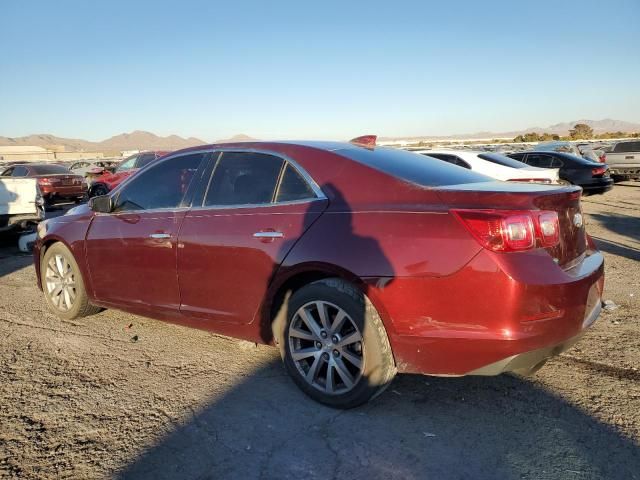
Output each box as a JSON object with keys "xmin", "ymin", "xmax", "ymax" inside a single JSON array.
[{"xmin": 34, "ymin": 136, "xmax": 604, "ymax": 408}]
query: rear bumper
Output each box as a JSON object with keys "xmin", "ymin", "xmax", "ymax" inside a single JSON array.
[
  {"xmin": 366, "ymin": 248, "xmax": 604, "ymax": 376},
  {"xmin": 580, "ymin": 177, "xmax": 614, "ymax": 194},
  {"xmin": 609, "ymin": 166, "xmax": 640, "ymax": 178},
  {"xmin": 469, "ymin": 301, "xmax": 600, "ymax": 376}
]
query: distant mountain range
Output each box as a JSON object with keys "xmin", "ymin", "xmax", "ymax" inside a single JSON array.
[
  {"xmin": 379, "ymin": 119, "xmax": 640, "ymax": 142},
  {"xmin": 1, "ymin": 119, "xmax": 639, "ymax": 151},
  {"xmin": 0, "ymin": 131, "xmax": 261, "ymax": 152}
]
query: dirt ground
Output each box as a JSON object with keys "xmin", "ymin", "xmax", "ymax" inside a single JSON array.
[{"xmin": 1, "ymin": 184, "xmax": 639, "ymax": 480}]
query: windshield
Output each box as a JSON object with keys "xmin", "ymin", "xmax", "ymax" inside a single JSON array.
[
  {"xmin": 31, "ymin": 164, "xmax": 71, "ymax": 175},
  {"xmin": 477, "ymin": 153, "xmax": 529, "ymax": 169},
  {"xmin": 336, "ymin": 146, "xmax": 491, "ymax": 187},
  {"xmin": 116, "ymin": 156, "xmax": 137, "ymax": 172}
]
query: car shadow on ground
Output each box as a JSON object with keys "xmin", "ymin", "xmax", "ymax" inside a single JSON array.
[
  {"xmin": 0, "ymin": 238, "xmax": 32, "ymax": 278},
  {"xmin": 592, "ymin": 236, "xmax": 640, "ymax": 262},
  {"xmin": 589, "ymin": 213, "xmax": 640, "ymax": 244},
  {"xmin": 117, "ymin": 361, "xmax": 640, "ymax": 480}
]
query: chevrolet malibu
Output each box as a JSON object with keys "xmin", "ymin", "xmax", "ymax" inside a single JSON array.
[{"xmin": 34, "ymin": 138, "xmax": 604, "ymax": 408}]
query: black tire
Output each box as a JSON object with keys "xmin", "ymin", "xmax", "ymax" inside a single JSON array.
[
  {"xmin": 277, "ymin": 278, "xmax": 396, "ymax": 408},
  {"xmin": 41, "ymin": 242, "xmax": 102, "ymax": 320},
  {"xmin": 89, "ymin": 184, "xmax": 109, "ymax": 198}
]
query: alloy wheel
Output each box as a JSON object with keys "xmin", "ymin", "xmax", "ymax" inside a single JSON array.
[
  {"xmin": 45, "ymin": 253, "xmax": 76, "ymax": 311},
  {"xmin": 288, "ymin": 301, "xmax": 364, "ymax": 395}
]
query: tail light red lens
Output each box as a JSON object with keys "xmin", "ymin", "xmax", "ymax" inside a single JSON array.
[
  {"xmin": 536, "ymin": 211, "xmax": 560, "ymax": 247},
  {"xmin": 599, "ymin": 154, "xmax": 606, "ymax": 163},
  {"xmin": 37, "ymin": 178, "xmax": 55, "ymax": 185},
  {"xmin": 591, "ymin": 166, "xmax": 607, "ymax": 176},
  {"xmin": 452, "ymin": 209, "xmax": 560, "ymax": 252}
]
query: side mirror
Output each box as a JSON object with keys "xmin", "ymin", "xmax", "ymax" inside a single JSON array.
[{"xmin": 89, "ymin": 195, "xmax": 113, "ymax": 213}]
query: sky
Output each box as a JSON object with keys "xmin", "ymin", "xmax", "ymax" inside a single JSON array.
[{"xmin": 1, "ymin": 0, "xmax": 639, "ymax": 141}]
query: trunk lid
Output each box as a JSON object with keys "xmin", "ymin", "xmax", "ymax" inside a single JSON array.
[{"xmin": 435, "ymin": 181, "xmax": 586, "ymax": 267}]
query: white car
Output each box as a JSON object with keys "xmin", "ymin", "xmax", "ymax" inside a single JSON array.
[
  {"xmin": 0, "ymin": 177, "xmax": 44, "ymax": 233},
  {"xmin": 414, "ymin": 150, "xmax": 560, "ymax": 184}
]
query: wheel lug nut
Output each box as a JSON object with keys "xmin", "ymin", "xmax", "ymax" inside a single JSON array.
[
  {"xmin": 320, "ymin": 331, "xmax": 328, "ymax": 339},
  {"xmin": 315, "ymin": 341, "xmax": 322, "ymax": 349},
  {"xmin": 333, "ymin": 349, "xmax": 340, "ymax": 357},
  {"xmin": 322, "ymin": 352, "xmax": 330, "ymax": 361},
  {"xmin": 331, "ymin": 335, "xmax": 339, "ymax": 343}
]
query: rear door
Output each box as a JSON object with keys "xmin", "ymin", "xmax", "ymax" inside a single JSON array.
[
  {"xmin": 85, "ymin": 152, "xmax": 207, "ymax": 311},
  {"xmin": 177, "ymin": 150, "xmax": 328, "ymax": 324}
]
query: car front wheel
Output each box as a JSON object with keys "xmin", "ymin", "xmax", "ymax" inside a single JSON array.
[
  {"xmin": 280, "ymin": 278, "xmax": 396, "ymax": 408},
  {"xmin": 41, "ymin": 242, "xmax": 101, "ymax": 320}
]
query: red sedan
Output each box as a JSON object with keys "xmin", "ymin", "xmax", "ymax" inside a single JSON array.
[
  {"xmin": 1, "ymin": 163, "xmax": 87, "ymax": 205},
  {"xmin": 33, "ymin": 139, "xmax": 604, "ymax": 408},
  {"xmin": 88, "ymin": 151, "xmax": 168, "ymax": 197}
]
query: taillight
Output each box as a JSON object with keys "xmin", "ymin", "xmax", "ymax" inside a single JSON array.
[
  {"xmin": 452, "ymin": 209, "xmax": 560, "ymax": 252},
  {"xmin": 536, "ymin": 211, "xmax": 560, "ymax": 247},
  {"xmin": 591, "ymin": 166, "xmax": 607, "ymax": 177},
  {"xmin": 599, "ymin": 153, "xmax": 606, "ymax": 163},
  {"xmin": 37, "ymin": 178, "xmax": 55, "ymax": 185}
]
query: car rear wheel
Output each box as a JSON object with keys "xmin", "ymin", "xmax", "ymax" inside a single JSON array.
[
  {"xmin": 41, "ymin": 242, "xmax": 102, "ymax": 320},
  {"xmin": 279, "ymin": 278, "xmax": 396, "ymax": 408}
]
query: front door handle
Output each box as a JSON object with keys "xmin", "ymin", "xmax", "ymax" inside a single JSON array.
[
  {"xmin": 150, "ymin": 233, "xmax": 171, "ymax": 239},
  {"xmin": 253, "ymin": 231, "xmax": 284, "ymax": 239}
]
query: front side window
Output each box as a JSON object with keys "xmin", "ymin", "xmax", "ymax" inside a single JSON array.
[
  {"xmin": 204, "ymin": 152, "xmax": 284, "ymax": 206},
  {"xmin": 0, "ymin": 167, "xmax": 13, "ymax": 176},
  {"xmin": 113, "ymin": 153, "xmax": 205, "ymax": 212}
]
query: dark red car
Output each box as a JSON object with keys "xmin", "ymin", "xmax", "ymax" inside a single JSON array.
[
  {"xmin": 0, "ymin": 163, "xmax": 87, "ymax": 205},
  {"xmin": 88, "ymin": 151, "xmax": 168, "ymax": 197},
  {"xmin": 34, "ymin": 139, "xmax": 604, "ymax": 407}
]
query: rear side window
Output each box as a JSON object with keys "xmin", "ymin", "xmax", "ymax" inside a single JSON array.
[
  {"xmin": 113, "ymin": 153, "xmax": 205, "ymax": 212},
  {"xmin": 339, "ymin": 147, "xmax": 489, "ymax": 187},
  {"xmin": 12, "ymin": 166, "xmax": 29, "ymax": 177},
  {"xmin": 30, "ymin": 164, "xmax": 70, "ymax": 175},
  {"xmin": 136, "ymin": 153, "xmax": 158, "ymax": 168},
  {"xmin": 614, "ymin": 141, "xmax": 640, "ymax": 153},
  {"xmin": 525, "ymin": 154, "xmax": 555, "ymax": 168},
  {"xmin": 276, "ymin": 164, "xmax": 316, "ymax": 202},
  {"xmin": 478, "ymin": 153, "xmax": 528, "ymax": 169},
  {"xmin": 205, "ymin": 152, "xmax": 284, "ymax": 206}
]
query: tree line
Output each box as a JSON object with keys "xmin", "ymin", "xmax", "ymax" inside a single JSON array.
[{"xmin": 513, "ymin": 124, "xmax": 640, "ymax": 143}]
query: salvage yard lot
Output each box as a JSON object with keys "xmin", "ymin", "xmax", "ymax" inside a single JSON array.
[{"xmin": 1, "ymin": 185, "xmax": 639, "ymax": 479}]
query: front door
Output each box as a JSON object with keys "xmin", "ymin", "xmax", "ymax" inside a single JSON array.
[
  {"xmin": 178, "ymin": 151, "xmax": 327, "ymax": 324},
  {"xmin": 85, "ymin": 152, "xmax": 207, "ymax": 312}
]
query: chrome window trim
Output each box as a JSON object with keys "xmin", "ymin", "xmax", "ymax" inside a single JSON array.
[
  {"xmin": 198, "ymin": 147, "xmax": 326, "ymax": 210},
  {"xmin": 189, "ymin": 197, "xmax": 325, "ymax": 212},
  {"xmin": 107, "ymin": 149, "xmax": 212, "ymax": 215}
]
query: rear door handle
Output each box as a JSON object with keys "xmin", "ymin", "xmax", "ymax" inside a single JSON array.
[
  {"xmin": 253, "ymin": 231, "xmax": 284, "ymax": 239},
  {"xmin": 150, "ymin": 233, "xmax": 171, "ymax": 239}
]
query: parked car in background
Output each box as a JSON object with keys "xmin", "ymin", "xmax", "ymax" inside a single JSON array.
[
  {"xmin": 598, "ymin": 140, "xmax": 640, "ymax": 182},
  {"xmin": 69, "ymin": 159, "xmax": 119, "ymax": 181},
  {"xmin": 508, "ymin": 151, "xmax": 614, "ymax": 195},
  {"xmin": 0, "ymin": 163, "xmax": 87, "ymax": 206},
  {"xmin": 0, "ymin": 177, "xmax": 44, "ymax": 233},
  {"xmin": 415, "ymin": 150, "xmax": 559, "ymax": 183},
  {"xmin": 35, "ymin": 139, "xmax": 604, "ymax": 408},
  {"xmin": 88, "ymin": 151, "xmax": 168, "ymax": 197},
  {"xmin": 536, "ymin": 141, "xmax": 606, "ymax": 164}
]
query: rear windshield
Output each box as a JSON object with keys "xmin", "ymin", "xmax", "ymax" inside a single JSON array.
[
  {"xmin": 30, "ymin": 164, "xmax": 70, "ymax": 175},
  {"xmin": 477, "ymin": 152, "xmax": 528, "ymax": 169},
  {"xmin": 336, "ymin": 146, "xmax": 491, "ymax": 187}
]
